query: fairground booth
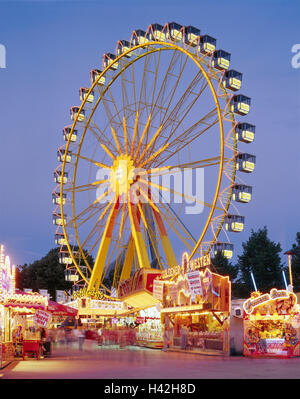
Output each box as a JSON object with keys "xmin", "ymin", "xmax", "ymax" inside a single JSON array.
[
  {"xmin": 118, "ymin": 268, "xmax": 164, "ymax": 348},
  {"xmin": 243, "ymin": 288, "xmax": 300, "ymax": 358},
  {"xmin": 0, "ymin": 245, "xmax": 78, "ymax": 367},
  {"xmin": 156, "ymin": 253, "xmax": 231, "ymax": 355},
  {"xmin": 65, "ymin": 271, "xmax": 164, "ymax": 348}
]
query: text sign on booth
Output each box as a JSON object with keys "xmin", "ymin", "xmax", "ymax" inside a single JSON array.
[{"xmin": 34, "ymin": 309, "xmax": 52, "ymax": 328}]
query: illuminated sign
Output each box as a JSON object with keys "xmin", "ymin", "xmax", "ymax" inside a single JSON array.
[
  {"xmin": 243, "ymin": 289, "xmax": 297, "ymax": 315},
  {"xmin": 161, "ymin": 252, "xmax": 211, "ymax": 279},
  {"xmin": 0, "ymin": 245, "xmax": 16, "ymax": 300},
  {"xmin": 72, "ymin": 288, "xmax": 104, "ymax": 300}
]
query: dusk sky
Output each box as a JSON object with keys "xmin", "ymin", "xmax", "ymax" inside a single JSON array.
[{"xmin": 0, "ymin": 0, "xmax": 299, "ymax": 267}]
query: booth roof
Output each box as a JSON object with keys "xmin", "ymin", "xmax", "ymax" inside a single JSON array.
[
  {"xmin": 47, "ymin": 300, "xmax": 78, "ymax": 316},
  {"xmin": 7, "ymin": 290, "xmax": 77, "ymax": 316}
]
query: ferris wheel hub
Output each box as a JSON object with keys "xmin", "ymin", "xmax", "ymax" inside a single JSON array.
[{"xmin": 110, "ymin": 154, "xmax": 135, "ymax": 195}]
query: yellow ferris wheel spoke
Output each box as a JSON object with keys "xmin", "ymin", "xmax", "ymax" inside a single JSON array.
[
  {"xmin": 81, "ymin": 199, "xmax": 115, "ymax": 252},
  {"xmin": 138, "ymin": 142, "xmax": 170, "ymax": 168},
  {"xmin": 132, "ymin": 113, "xmax": 152, "ymax": 162},
  {"xmin": 130, "ymin": 111, "xmax": 139, "ymax": 158},
  {"xmin": 153, "ymin": 108, "xmax": 219, "ymax": 168},
  {"xmin": 135, "ymin": 124, "xmax": 163, "ymax": 166},
  {"xmin": 139, "ymin": 178, "xmax": 223, "ymax": 211},
  {"xmin": 156, "ymin": 199, "xmax": 197, "ymax": 245},
  {"xmin": 73, "ymin": 189, "xmax": 113, "ymax": 230},
  {"xmin": 156, "ymin": 205, "xmax": 194, "ymax": 252},
  {"xmin": 84, "ymin": 199, "xmax": 117, "ymax": 257},
  {"xmin": 123, "ymin": 116, "xmax": 128, "ymax": 155},
  {"xmin": 74, "ymin": 152, "xmax": 111, "ymax": 170},
  {"xmin": 101, "ymin": 143, "xmax": 115, "ymax": 160},
  {"xmin": 64, "ymin": 179, "xmax": 110, "ymax": 194},
  {"xmin": 136, "ymin": 70, "xmax": 205, "ymax": 166},
  {"xmin": 152, "ymin": 53, "xmax": 189, "ymax": 134},
  {"xmin": 85, "ymin": 119, "xmax": 119, "ymax": 157},
  {"xmin": 110, "ymin": 125, "xmax": 122, "ymax": 155}
]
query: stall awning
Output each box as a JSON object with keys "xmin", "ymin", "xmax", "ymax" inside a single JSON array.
[
  {"xmin": 3, "ymin": 290, "xmax": 48, "ymax": 313},
  {"xmin": 47, "ymin": 300, "xmax": 78, "ymax": 317}
]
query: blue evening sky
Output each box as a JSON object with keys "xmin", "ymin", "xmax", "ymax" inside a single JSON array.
[{"xmin": 0, "ymin": 0, "xmax": 299, "ymax": 266}]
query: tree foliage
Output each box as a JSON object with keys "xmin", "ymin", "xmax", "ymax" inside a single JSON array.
[
  {"xmin": 17, "ymin": 248, "xmax": 73, "ymax": 300},
  {"xmin": 291, "ymin": 232, "xmax": 300, "ymax": 292},
  {"xmin": 235, "ymin": 226, "xmax": 284, "ymax": 298},
  {"xmin": 212, "ymin": 251, "xmax": 238, "ymax": 280},
  {"xmin": 16, "ymin": 247, "xmax": 94, "ymax": 300}
]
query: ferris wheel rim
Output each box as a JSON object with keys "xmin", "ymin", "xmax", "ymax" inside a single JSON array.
[{"xmin": 60, "ymin": 40, "xmax": 237, "ymax": 288}]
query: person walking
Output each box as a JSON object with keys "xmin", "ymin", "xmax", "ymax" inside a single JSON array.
[{"xmin": 78, "ymin": 328, "xmax": 85, "ymax": 351}]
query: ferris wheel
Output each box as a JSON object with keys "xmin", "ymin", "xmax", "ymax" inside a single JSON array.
[{"xmin": 52, "ymin": 22, "xmax": 255, "ymax": 295}]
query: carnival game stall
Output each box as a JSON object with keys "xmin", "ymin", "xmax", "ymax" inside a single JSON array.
[
  {"xmin": 158, "ymin": 253, "xmax": 231, "ymax": 355},
  {"xmin": 243, "ymin": 288, "xmax": 300, "ymax": 358},
  {"xmin": 135, "ymin": 306, "xmax": 163, "ymax": 349}
]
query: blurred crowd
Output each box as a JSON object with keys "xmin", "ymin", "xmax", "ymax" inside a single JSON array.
[{"xmin": 48, "ymin": 326, "xmax": 137, "ymax": 350}]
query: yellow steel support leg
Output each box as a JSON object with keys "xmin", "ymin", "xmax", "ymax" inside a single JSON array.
[
  {"xmin": 128, "ymin": 193, "xmax": 151, "ymax": 269},
  {"xmin": 152, "ymin": 207, "xmax": 177, "ymax": 268},
  {"xmin": 88, "ymin": 199, "xmax": 120, "ymax": 291},
  {"xmin": 119, "ymin": 235, "xmax": 135, "ymax": 282}
]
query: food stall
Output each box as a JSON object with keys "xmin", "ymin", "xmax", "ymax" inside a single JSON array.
[
  {"xmin": 3, "ymin": 291, "xmax": 49, "ymax": 359},
  {"xmin": 243, "ymin": 288, "xmax": 300, "ymax": 358},
  {"xmin": 158, "ymin": 253, "xmax": 231, "ymax": 355}
]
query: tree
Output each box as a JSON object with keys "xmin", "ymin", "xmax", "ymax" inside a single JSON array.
[
  {"xmin": 212, "ymin": 251, "xmax": 240, "ymax": 298},
  {"xmin": 290, "ymin": 232, "xmax": 300, "ymax": 292},
  {"xmin": 235, "ymin": 227, "xmax": 284, "ymax": 298},
  {"xmin": 212, "ymin": 251, "xmax": 238, "ymax": 280},
  {"xmin": 16, "ymin": 247, "xmax": 93, "ymax": 300}
]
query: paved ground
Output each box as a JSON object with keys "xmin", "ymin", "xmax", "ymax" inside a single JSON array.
[{"xmin": 1, "ymin": 341, "xmax": 300, "ymax": 379}]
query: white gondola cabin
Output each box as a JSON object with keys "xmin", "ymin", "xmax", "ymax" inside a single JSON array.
[
  {"xmin": 199, "ymin": 35, "xmax": 216, "ymax": 55},
  {"xmin": 52, "ymin": 213, "xmax": 65, "ymax": 226},
  {"xmin": 230, "ymin": 95, "xmax": 251, "ymax": 115},
  {"xmin": 65, "ymin": 269, "xmax": 79, "ymax": 282},
  {"xmin": 116, "ymin": 40, "xmax": 132, "ymax": 58},
  {"xmin": 130, "ymin": 29, "xmax": 149, "ymax": 46},
  {"xmin": 184, "ymin": 25, "xmax": 200, "ymax": 46},
  {"xmin": 166, "ymin": 22, "xmax": 183, "ymax": 42},
  {"xmin": 55, "ymin": 233, "xmax": 67, "ymax": 246},
  {"xmin": 213, "ymin": 242, "xmax": 234, "ymax": 259},
  {"xmin": 223, "ymin": 70, "xmax": 243, "ymax": 91},
  {"xmin": 52, "ymin": 192, "xmax": 66, "ymax": 206},
  {"xmin": 147, "ymin": 23, "xmax": 165, "ymax": 41},
  {"xmin": 57, "ymin": 148, "xmax": 72, "ymax": 163},
  {"xmin": 63, "ymin": 126, "xmax": 77, "ymax": 142},
  {"xmin": 90, "ymin": 69, "xmax": 106, "ymax": 86},
  {"xmin": 212, "ymin": 50, "xmax": 231, "ymax": 70},
  {"xmin": 224, "ymin": 215, "xmax": 245, "ymax": 233},
  {"xmin": 54, "ymin": 170, "xmax": 68, "ymax": 184},
  {"xmin": 235, "ymin": 123, "xmax": 255, "ymax": 143},
  {"xmin": 79, "ymin": 87, "xmax": 94, "ymax": 103},
  {"xmin": 232, "ymin": 184, "xmax": 252, "ymax": 203},
  {"xmin": 70, "ymin": 106, "xmax": 85, "ymax": 122},
  {"xmin": 103, "ymin": 53, "xmax": 118, "ymax": 71},
  {"xmin": 59, "ymin": 253, "xmax": 73, "ymax": 265},
  {"xmin": 236, "ymin": 153, "xmax": 256, "ymax": 173}
]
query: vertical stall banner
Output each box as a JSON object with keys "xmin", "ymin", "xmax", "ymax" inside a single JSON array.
[
  {"xmin": 186, "ymin": 271, "xmax": 203, "ymax": 298},
  {"xmin": 153, "ymin": 280, "xmax": 164, "ymax": 301}
]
